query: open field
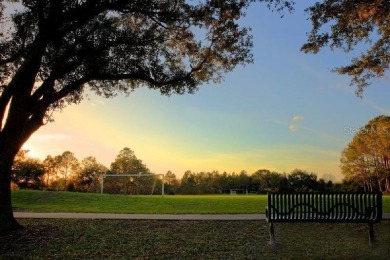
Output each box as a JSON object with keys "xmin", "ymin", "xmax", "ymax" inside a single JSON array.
[
  {"xmin": 1, "ymin": 219, "xmax": 389, "ymax": 259},
  {"xmin": 7, "ymin": 191, "xmax": 390, "ymax": 259},
  {"xmin": 11, "ymin": 190, "xmax": 390, "ymax": 213},
  {"xmin": 12, "ymin": 190, "xmax": 267, "ymax": 214}
]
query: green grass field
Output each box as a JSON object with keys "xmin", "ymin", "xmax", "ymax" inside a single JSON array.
[
  {"xmin": 6, "ymin": 190, "xmax": 390, "ymax": 259},
  {"xmin": 12, "ymin": 190, "xmax": 267, "ymax": 213},
  {"xmin": 11, "ymin": 190, "xmax": 390, "ymax": 213},
  {"xmin": 1, "ymin": 219, "xmax": 389, "ymax": 259}
]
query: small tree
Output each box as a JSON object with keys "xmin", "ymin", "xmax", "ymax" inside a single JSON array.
[
  {"xmin": 251, "ymin": 169, "xmax": 285, "ymax": 193},
  {"xmin": 164, "ymin": 170, "xmax": 179, "ymax": 195},
  {"xmin": 77, "ymin": 156, "xmax": 107, "ymax": 192},
  {"xmin": 108, "ymin": 147, "xmax": 152, "ymax": 194},
  {"xmin": 42, "ymin": 155, "xmax": 57, "ymax": 189},
  {"xmin": 41, "ymin": 152, "xmax": 80, "ymax": 190},
  {"xmin": 287, "ymin": 169, "xmax": 318, "ymax": 192},
  {"xmin": 110, "ymin": 148, "xmax": 149, "ymax": 175},
  {"xmin": 180, "ymin": 170, "xmax": 197, "ymax": 194},
  {"xmin": 55, "ymin": 151, "xmax": 80, "ymax": 191},
  {"xmin": 12, "ymin": 151, "xmax": 45, "ymax": 189}
]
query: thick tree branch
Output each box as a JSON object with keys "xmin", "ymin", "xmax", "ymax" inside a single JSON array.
[{"xmin": 35, "ymin": 77, "xmax": 90, "ymax": 110}]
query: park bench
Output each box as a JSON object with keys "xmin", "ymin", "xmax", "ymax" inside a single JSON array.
[{"xmin": 265, "ymin": 192, "xmax": 382, "ymax": 246}]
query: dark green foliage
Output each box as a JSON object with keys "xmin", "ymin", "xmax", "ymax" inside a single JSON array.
[
  {"xmin": 77, "ymin": 156, "xmax": 107, "ymax": 192},
  {"xmin": 175, "ymin": 169, "xmax": 337, "ymax": 194},
  {"xmin": 105, "ymin": 147, "xmax": 156, "ymax": 195},
  {"xmin": 11, "ymin": 159, "xmax": 45, "ymax": 189},
  {"xmin": 287, "ymin": 169, "xmax": 318, "ymax": 192},
  {"xmin": 251, "ymin": 169, "xmax": 288, "ymax": 193},
  {"xmin": 110, "ymin": 147, "xmax": 149, "ymax": 175},
  {"xmin": 11, "ymin": 150, "xmax": 45, "ymax": 189}
]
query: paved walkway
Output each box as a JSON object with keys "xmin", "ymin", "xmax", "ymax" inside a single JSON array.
[
  {"xmin": 14, "ymin": 212, "xmax": 265, "ymax": 220},
  {"xmin": 14, "ymin": 212, "xmax": 390, "ymax": 220}
]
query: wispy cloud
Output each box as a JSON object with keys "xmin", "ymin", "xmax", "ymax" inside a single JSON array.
[
  {"xmin": 289, "ymin": 115, "xmax": 303, "ymax": 132},
  {"xmin": 292, "ymin": 115, "xmax": 303, "ymax": 121},
  {"xmin": 91, "ymin": 100, "xmax": 105, "ymax": 107},
  {"xmin": 289, "ymin": 124, "xmax": 298, "ymax": 132}
]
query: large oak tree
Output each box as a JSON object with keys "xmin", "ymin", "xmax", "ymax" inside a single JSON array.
[{"xmin": 0, "ymin": 0, "xmax": 293, "ymax": 231}]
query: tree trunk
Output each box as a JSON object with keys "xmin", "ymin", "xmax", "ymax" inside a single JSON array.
[
  {"xmin": 0, "ymin": 161, "xmax": 21, "ymax": 232},
  {"xmin": 0, "ymin": 100, "xmax": 44, "ymax": 232}
]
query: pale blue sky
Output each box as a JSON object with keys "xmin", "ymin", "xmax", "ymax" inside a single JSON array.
[{"xmin": 25, "ymin": 1, "xmax": 390, "ymax": 181}]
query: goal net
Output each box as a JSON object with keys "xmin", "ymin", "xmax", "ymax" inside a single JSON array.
[{"xmin": 101, "ymin": 173, "xmax": 164, "ymax": 195}]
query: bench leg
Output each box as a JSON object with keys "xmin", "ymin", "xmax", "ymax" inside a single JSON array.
[
  {"xmin": 269, "ymin": 222, "xmax": 275, "ymax": 246},
  {"xmin": 369, "ymin": 223, "xmax": 375, "ymax": 246}
]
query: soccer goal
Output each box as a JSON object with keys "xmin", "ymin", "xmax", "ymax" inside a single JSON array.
[{"xmin": 100, "ymin": 173, "xmax": 164, "ymax": 195}]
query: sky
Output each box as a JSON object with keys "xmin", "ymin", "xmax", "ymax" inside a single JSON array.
[{"xmin": 23, "ymin": 1, "xmax": 390, "ymax": 181}]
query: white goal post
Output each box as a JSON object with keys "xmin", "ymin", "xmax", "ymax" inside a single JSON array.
[{"xmin": 101, "ymin": 173, "xmax": 164, "ymax": 196}]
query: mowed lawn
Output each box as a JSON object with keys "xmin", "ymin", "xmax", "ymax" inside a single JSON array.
[
  {"xmin": 6, "ymin": 190, "xmax": 390, "ymax": 259},
  {"xmin": 11, "ymin": 190, "xmax": 390, "ymax": 213},
  {"xmin": 1, "ymin": 219, "xmax": 390, "ymax": 259},
  {"xmin": 12, "ymin": 190, "xmax": 267, "ymax": 214}
]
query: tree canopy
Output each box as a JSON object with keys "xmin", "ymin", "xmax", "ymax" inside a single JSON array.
[
  {"xmin": 0, "ymin": 0, "xmax": 293, "ymax": 231},
  {"xmin": 340, "ymin": 115, "xmax": 390, "ymax": 192},
  {"xmin": 110, "ymin": 147, "xmax": 149, "ymax": 174},
  {"xmin": 12, "ymin": 150, "xmax": 44, "ymax": 189},
  {"xmin": 78, "ymin": 156, "xmax": 107, "ymax": 192},
  {"xmin": 0, "ymin": 0, "xmax": 293, "ymax": 151},
  {"xmin": 301, "ymin": 0, "xmax": 390, "ymax": 96}
]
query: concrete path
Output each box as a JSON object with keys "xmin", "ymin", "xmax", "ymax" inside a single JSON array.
[
  {"xmin": 14, "ymin": 212, "xmax": 265, "ymax": 220},
  {"xmin": 14, "ymin": 212, "xmax": 390, "ymax": 220}
]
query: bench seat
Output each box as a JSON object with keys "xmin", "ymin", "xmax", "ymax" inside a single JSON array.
[{"xmin": 265, "ymin": 192, "xmax": 382, "ymax": 246}]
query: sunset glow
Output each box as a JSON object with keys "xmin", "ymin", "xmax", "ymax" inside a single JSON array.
[{"xmin": 22, "ymin": 2, "xmax": 389, "ymax": 182}]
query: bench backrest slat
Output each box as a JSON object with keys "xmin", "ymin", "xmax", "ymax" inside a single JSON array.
[{"xmin": 266, "ymin": 192, "xmax": 382, "ymax": 223}]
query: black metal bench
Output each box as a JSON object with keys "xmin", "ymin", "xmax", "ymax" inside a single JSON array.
[{"xmin": 265, "ymin": 192, "xmax": 382, "ymax": 246}]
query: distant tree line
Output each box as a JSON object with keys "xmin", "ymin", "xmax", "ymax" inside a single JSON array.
[
  {"xmin": 163, "ymin": 169, "xmax": 357, "ymax": 195},
  {"xmin": 14, "ymin": 114, "xmax": 390, "ymax": 195},
  {"xmin": 12, "ymin": 147, "xmax": 363, "ymax": 194}
]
